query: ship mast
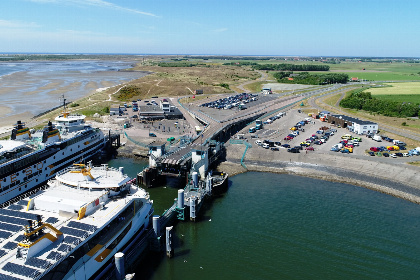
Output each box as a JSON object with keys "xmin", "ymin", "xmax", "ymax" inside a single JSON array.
[{"xmin": 61, "ymin": 94, "xmax": 69, "ymax": 118}]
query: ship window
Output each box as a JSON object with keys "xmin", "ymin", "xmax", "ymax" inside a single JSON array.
[
  {"xmin": 44, "ymin": 160, "xmax": 46, "ymax": 163},
  {"xmin": 25, "ymin": 185, "xmax": 27, "ymax": 188},
  {"xmin": 16, "ymin": 180, "xmax": 20, "ymax": 184},
  {"xmin": 36, "ymin": 179, "xmax": 38, "ymax": 182},
  {"xmin": 45, "ymin": 168, "xmax": 47, "ymax": 171},
  {"xmin": 3, "ymin": 178, "xmax": 5, "ymax": 182},
  {"xmin": 19, "ymin": 188, "xmax": 21, "ymax": 191},
  {"xmin": 78, "ymin": 145, "xmax": 80, "ymax": 148},
  {"xmin": 16, "ymin": 173, "xmax": 19, "ymax": 176},
  {"xmin": 54, "ymin": 156, "xmax": 55, "ymax": 159},
  {"xmin": 34, "ymin": 165, "xmax": 36, "ymax": 168}
]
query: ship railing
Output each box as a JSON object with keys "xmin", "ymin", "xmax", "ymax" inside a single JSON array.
[{"xmin": 0, "ymin": 184, "xmax": 50, "ymax": 209}]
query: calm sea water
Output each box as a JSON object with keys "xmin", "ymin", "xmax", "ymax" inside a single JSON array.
[{"xmin": 108, "ymin": 159, "xmax": 420, "ymax": 280}]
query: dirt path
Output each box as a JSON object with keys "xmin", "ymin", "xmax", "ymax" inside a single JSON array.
[{"xmin": 237, "ymin": 70, "xmax": 267, "ymax": 93}]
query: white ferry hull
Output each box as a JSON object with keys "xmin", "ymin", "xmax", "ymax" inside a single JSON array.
[{"xmin": 0, "ymin": 130, "xmax": 106, "ymax": 206}]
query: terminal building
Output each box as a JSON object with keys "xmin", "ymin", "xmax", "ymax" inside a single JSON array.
[
  {"xmin": 327, "ymin": 114, "xmax": 378, "ymax": 135},
  {"xmin": 138, "ymin": 99, "xmax": 183, "ymax": 120}
]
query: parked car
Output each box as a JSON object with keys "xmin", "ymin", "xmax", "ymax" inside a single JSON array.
[
  {"xmin": 383, "ymin": 152, "xmax": 390, "ymax": 157},
  {"xmin": 341, "ymin": 149, "xmax": 350, "ymax": 154},
  {"xmin": 330, "ymin": 147, "xmax": 340, "ymax": 152},
  {"xmin": 294, "ymin": 146, "xmax": 303, "ymax": 150},
  {"xmin": 271, "ymin": 147, "xmax": 279, "ymax": 151},
  {"xmin": 402, "ymin": 153, "xmax": 409, "ymax": 157},
  {"xmin": 274, "ymin": 142, "xmax": 282, "ymax": 147},
  {"xmin": 306, "ymin": 147, "xmax": 315, "ymax": 151},
  {"xmin": 262, "ymin": 143, "xmax": 270, "ymax": 149},
  {"xmin": 287, "ymin": 148, "xmax": 300, "ymax": 153},
  {"xmin": 370, "ymin": 147, "xmax": 379, "ymax": 152},
  {"xmin": 255, "ymin": 140, "xmax": 262, "ymax": 146},
  {"xmin": 368, "ymin": 151, "xmax": 375, "ymax": 156},
  {"xmin": 149, "ymin": 133, "xmax": 157, "ymax": 137},
  {"xmin": 282, "ymin": 144, "xmax": 291, "ymax": 148},
  {"xmin": 395, "ymin": 153, "xmax": 403, "ymax": 157},
  {"xmin": 390, "ymin": 153, "xmax": 397, "ymax": 158}
]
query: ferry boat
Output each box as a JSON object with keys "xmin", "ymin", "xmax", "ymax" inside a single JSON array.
[
  {"xmin": 0, "ymin": 101, "xmax": 106, "ymax": 206},
  {"xmin": 0, "ymin": 163, "xmax": 154, "ymax": 280}
]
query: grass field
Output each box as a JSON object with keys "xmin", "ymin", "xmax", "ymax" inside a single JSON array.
[
  {"xmin": 367, "ymin": 82, "xmax": 420, "ymax": 102},
  {"xmin": 374, "ymin": 94, "xmax": 420, "ymax": 103},
  {"xmin": 369, "ymin": 82, "xmax": 420, "ymax": 94}
]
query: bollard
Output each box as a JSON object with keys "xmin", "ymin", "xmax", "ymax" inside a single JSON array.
[
  {"xmin": 166, "ymin": 226, "xmax": 173, "ymax": 258},
  {"xmin": 115, "ymin": 252, "xmax": 125, "ymax": 280},
  {"xmin": 153, "ymin": 215, "xmax": 160, "ymax": 237},
  {"xmin": 177, "ymin": 189, "xmax": 184, "ymax": 209},
  {"xmin": 190, "ymin": 196, "xmax": 197, "ymax": 222}
]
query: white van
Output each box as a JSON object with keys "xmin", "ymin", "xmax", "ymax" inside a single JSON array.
[{"xmin": 255, "ymin": 140, "xmax": 262, "ymax": 146}]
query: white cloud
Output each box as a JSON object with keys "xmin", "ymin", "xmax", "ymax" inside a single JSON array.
[
  {"xmin": 27, "ymin": 0, "xmax": 158, "ymax": 17},
  {"xmin": 0, "ymin": 19, "xmax": 40, "ymax": 29},
  {"xmin": 213, "ymin": 28, "xmax": 228, "ymax": 33}
]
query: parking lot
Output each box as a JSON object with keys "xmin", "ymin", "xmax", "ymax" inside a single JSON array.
[
  {"xmin": 233, "ymin": 109, "xmax": 419, "ymax": 163},
  {"xmin": 196, "ymin": 93, "xmax": 278, "ymax": 122}
]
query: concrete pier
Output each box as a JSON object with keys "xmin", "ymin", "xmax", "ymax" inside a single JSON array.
[
  {"xmin": 166, "ymin": 226, "xmax": 174, "ymax": 258},
  {"xmin": 115, "ymin": 252, "xmax": 125, "ymax": 280}
]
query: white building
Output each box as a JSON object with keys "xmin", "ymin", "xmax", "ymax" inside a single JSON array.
[
  {"xmin": 352, "ymin": 121, "xmax": 379, "ymax": 135},
  {"xmin": 160, "ymin": 99, "xmax": 171, "ymax": 112},
  {"xmin": 328, "ymin": 114, "xmax": 378, "ymax": 135}
]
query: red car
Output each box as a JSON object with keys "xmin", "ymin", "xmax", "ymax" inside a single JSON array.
[
  {"xmin": 284, "ymin": 136, "xmax": 293, "ymax": 140},
  {"xmin": 387, "ymin": 146, "xmax": 395, "ymax": 151},
  {"xmin": 306, "ymin": 147, "xmax": 315, "ymax": 151},
  {"xmin": 370, "ymin": 147, "xmax": 379, "ymax": 152}
]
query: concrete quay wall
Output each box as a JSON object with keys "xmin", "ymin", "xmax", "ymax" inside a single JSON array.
[{"xmin": 218, "ymin": 143, "xmax": 420, "ymax": 204}]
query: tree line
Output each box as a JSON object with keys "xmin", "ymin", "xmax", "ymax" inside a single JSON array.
[
  {"xmin": 273, "ymin": 72, "xmax": 348, "ymax": 85},
  {"xmin": 340, "ymin": 89, "xmax": 419, "ymax": 118},
  {"xmin": 253, "ymin": 64, "xmax": 330, "ymax": 71}
]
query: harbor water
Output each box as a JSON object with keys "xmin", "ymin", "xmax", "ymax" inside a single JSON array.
[{"xmin": 109, "ymin": 158, "xmax": 420, "ymax": 280}]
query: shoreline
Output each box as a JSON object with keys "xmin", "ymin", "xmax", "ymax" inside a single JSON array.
[
  {"xmin": 113, "ymin": 143, "xmax": 420, "ymax": 206},
  {"xmin": 217, "ymin": 161, "xmax": 420, "ymax": 204},
  {"xmin": 0, "ymin": 60, "xmax": 147, "ymax": 130}
]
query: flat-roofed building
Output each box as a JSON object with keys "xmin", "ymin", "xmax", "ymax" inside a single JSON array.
[{"xmin": 327, "ymin": 114, "xmax": 378, "ymax": 135}]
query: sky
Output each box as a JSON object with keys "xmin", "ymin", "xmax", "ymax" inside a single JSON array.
[{"xmin": 0, "ymin": 0, "xmax": 419, "ymax": 57}]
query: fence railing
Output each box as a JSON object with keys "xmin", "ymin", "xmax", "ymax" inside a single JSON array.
[{"xmin": 229, "ymin": 139, "xmax": 252, "ymax": 169}]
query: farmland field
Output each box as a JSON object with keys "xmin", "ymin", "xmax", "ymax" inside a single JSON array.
[
  {"xmin": 373, "ymin": 94, "xmax": 420, "ymax": 103},
  {"xmin": 368, "ymin": 82, "xmax": 420, "ymax": 102}
]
